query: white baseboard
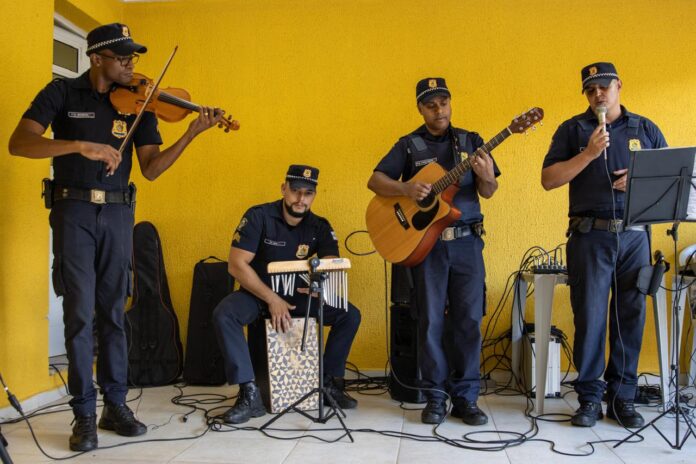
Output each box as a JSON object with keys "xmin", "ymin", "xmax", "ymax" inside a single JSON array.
[{"xmin": 0, "ymin": 386, "xmax": 69, "ymax": 421}]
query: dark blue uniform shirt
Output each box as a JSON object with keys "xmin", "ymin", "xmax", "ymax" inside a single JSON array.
[
  {"xmin": 543, "ymin": 106, "xmax": 667, "ymax": 218},
  {"xmin": 231, "ymin": 200, "xmax": 339, "ymax": 293},
  {"xmin": 23, "ymin": 71, "xmax": 162, "ymax": 191},
  {"xmin": 374, "ymin": 125, "xmax": 501, "ymax": 224}
]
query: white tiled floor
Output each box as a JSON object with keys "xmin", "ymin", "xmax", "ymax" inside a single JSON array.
[{"xmin": 2, "ymin": 385, "xmax": 696, "ymax": 463}]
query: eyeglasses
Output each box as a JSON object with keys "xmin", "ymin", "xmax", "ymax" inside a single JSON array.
[{"xmin": 97, "ymin": 53, "xmax": 139, "ymax": 67}]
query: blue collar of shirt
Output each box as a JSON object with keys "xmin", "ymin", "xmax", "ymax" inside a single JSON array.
[
  {"xmin": 270, "ymin": 199, "xmax": 318, "ymax": 226},
  {"xmin": 70, "ymin": 70, "xmax": 118, "ymax": 97},
  {"xmin": 579, "ymin": 105, "xmax": 637, "ymax": 126},
  {"xmin": 413, "ymin": 124, "xmax": 455, "ymax": 142}
]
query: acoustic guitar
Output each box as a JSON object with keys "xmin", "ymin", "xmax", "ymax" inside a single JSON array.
[{"xmin": 366, "ymin": 108, "xmax": 544, "ymax": 266}]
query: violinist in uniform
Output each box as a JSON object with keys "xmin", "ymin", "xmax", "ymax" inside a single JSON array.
[{"xmin": 8, "ymin": 23, "xmax": 221, "ymax": 451}]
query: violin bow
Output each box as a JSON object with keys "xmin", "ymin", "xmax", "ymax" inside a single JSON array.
[{"xmin": 118, "ymin": 46, "xmax": 179, "ymax": 155}]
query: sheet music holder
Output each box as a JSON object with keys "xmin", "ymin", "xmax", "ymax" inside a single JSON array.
[
  {"xmin": 624, "ymin": 146, "xmax": 696, "ymax": 226},
  {"xmin": 617, "ymin": 145, "xmax": 696, "ymax": 450}
]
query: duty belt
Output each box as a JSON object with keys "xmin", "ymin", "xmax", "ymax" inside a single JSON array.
[
  {"xmin": 591, "ymin": 218, "xmax": 646, "ymax": 233},
  {"xmin": 440, "ymin": 223, "xmax": 484, "ymax": 241},
  {"xmin": 53, "ymin": 184, "xmax": 133, "ymax": 205}
]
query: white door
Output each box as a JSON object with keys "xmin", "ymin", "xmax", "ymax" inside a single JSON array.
[{"xmin": 48, "ymin": 16, "xmax": 89, "ymax": 357}]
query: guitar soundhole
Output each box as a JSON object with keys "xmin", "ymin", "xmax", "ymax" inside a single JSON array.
[
  {"xmin": 417, "ymin": 193, "xmax": 436, "ymax": 209},
  {"xmin": 412, "ymin": 200, "xmax": 439, "ymax": 230}
]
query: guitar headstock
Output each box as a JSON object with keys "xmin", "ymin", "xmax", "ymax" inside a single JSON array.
[
  {"xmin": 509, "ymin": 107, "xmax": 544, "ymax": 134},
  {"xmin": 217, "ymin": 112, "xmax": 240, "ymax": 133}
]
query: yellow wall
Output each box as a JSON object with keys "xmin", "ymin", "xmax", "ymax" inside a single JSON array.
[
  {"xmin": 0, "ymin": 0, "xmax": 123, "ymax": 407},
  {"xmin": 3, "ymin": 0, "xmax": 696, "ymax": 405}
]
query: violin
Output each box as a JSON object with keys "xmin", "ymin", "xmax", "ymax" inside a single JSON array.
[{"xmin": 110, "ymin": 73, "xmax": 240, "ymax": 132}]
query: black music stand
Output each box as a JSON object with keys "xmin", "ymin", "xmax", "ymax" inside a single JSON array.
[
  {"xmin": 616, "ymin": 146, "xmax": 696, "ymax": 450},
  {"xmin": 260, "ymin": 258, "xmax": 353, "ymax": 441}
]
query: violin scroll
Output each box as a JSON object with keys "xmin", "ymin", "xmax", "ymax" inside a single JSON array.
[{"xmin": 218, "ymin": 114, "xmax": 240, "ymax": 132}]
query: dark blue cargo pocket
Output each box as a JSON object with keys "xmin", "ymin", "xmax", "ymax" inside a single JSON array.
[{"xmin": 52, "ymin": 255, "xmax": 66, "ymax": 297}]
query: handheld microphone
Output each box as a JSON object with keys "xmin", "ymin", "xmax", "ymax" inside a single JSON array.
[
  {"xmin": 596, "ymin": 105, "xmax": 608, "ymax": 160},
  {"xmin": 647, "ymin": 250, "xmax": 668, "ymax": 296}
]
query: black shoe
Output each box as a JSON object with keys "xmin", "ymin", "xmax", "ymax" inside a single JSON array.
[
  {"xmin": 571, "ymin": 401, "xmax": 603, "ymax": 427},
  {"xmin": 421, "ymin": 399, "xmax": 447, "ymax": 424},
  {"xmin": 222, "ymin": 382, "xmax": 267, "ymax": 424},
  {"xmin": 98, "ymin": 402, "xmax": 147, "ymax": 437},
  {"xmin": 606, "ymin": 400, "xmax": 644, "ymax": 428},
  {"xmin": 324, "ymin": 377, "xmax": 358, "ymax": 409},
  {"xmin": 451, "ymin": 399, "xmax": 488, "ymax": 426},
  {"xmin": 69, "ymin": 413, "xmax": 98, "ymax": 451}
]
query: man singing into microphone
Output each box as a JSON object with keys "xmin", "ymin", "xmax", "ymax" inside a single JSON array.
[
  {"xmin": 212, "ymin": 165, "xmax": 361, "ymax": 424},
  {"xmin": 542, "ymin": 62, "xmax": 667, "ymax": 428}
]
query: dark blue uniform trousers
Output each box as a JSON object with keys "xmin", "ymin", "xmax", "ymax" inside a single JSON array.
[
  {"xmin": 413, "ymin": 235, "xmax": 485, "ymax": 401},
  {"xmin": 50, "ymin": 200, "xmax": 133, "ymax": 416},
  {"xmin": 213, "ymin": 290, "xmax": 361, "ymax": 385},
  {"xmin": 567, "ymin": 229, "xmax": 649, "ymax": 403}
]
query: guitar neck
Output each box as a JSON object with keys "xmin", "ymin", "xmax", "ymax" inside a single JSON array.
[{"xmin": 431, "ymin": 127, "xmax": 512, "ymax": 195}]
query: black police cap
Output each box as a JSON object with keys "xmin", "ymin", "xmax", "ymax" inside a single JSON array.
[
  {"xmin": 581, "ymin": 62, "xmax": 619, "ymax": 93},
  {"xmin": 286, "ymin": 164, "xmax": 319, "ymax": 190},
  {"xmin": 86, "ymin": 23, "xmax": 147, "ymax": 56},
  {"xmin": 416, "ymin": 77, "xmax": 451, "ymax": 104}
]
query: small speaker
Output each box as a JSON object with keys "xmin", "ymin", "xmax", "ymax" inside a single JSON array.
[{"xmin": 391, "ymin": 264, "xmax": 414, "ymax": 305}]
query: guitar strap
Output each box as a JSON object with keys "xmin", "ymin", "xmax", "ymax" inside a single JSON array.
[{"xmin": 406, "ymin": 128, "xmax": 471, "ymax": 175}]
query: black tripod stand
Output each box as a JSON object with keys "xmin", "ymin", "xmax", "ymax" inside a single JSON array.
[
  {"xmin": 0, "ymin": 426, "xmax": 12, "ymax": 464},
  {"xmin": 615, "ymin": 146, "xmax": 696, "ymax": 449},
  {"xmin": 260, "ymin": 258, "xmax": 353, "ymax": 441},
  {"xmin": 616, "ymin": 224, "xmax": 696, "ymax": 449}
]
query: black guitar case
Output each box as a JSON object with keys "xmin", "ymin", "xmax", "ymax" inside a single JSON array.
[
  {"xmin": 126, "ymin": 221, "xmax": 184, "ymax": 386},
  {"xmin": 183, "ymin": 257, "xmax": 234, "ymax": 385}
]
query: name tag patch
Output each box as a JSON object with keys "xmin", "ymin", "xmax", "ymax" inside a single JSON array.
[
  {"xmin": 414, "ymin": 157, "xmax": 437, "ymax": 167},
  {"xmin": 264, "ymin": 239, "xmax": 286, "ymax": 247},
  {"xmin": 68, "ymin": 112, "xmax": 95, "ymax": 119}
]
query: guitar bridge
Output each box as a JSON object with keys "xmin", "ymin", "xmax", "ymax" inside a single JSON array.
[{"xmin": 393, "ymin": 203, "xmax": 410, "ymax": 230}]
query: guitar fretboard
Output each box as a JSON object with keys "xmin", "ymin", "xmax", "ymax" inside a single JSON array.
[{"xmin": 431, "ymin": 127, "xmax": 512, "ymax": 195}]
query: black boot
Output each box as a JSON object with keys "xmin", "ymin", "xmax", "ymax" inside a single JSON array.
[
  {"xmin": 421, "ymin": 398, "xmax": 447, "ymax": 424},
  {"xmin": 324, "ymin": 377, "xmax": 358, "ymax": 409},
  {"xmin": 98, "ymin": 402, "xmax": 147, "ymax": 437},
  {"xmin": 222, "ymin": 382, "xmax": 266, "ymax": 424},
  {"xmin": 451, "ymin": 399, "xmax": 488, "ymax": 426},
  {"xmin": 69, "ymin": 413, "xmax": 98, "ymax": 451},
  {"xmin": 571, "ymin": 401, "xmax": 603, "ymax": 427},
  {"xmin": 607, "ymin": 399, "xmax": 644, "ymax": 428}
]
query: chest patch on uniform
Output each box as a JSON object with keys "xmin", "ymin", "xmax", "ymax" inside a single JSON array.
[
  {"xmin": 68, "ymin": 111, "xmax": 95, "ymax": 119},
  {"xmin": 296, "ymin": 244, "xmax": 309, "ymax": 259},
  {"xmin": 112, "ymin": 120, "xmax": 128, "ymax": 139},
  {"xmin": 629, "ymin": 139, "xmax": 642, "ymax": 151},
  {"xmin": 264, "ymin": 239, "xmax": 286, "ymax": 247},
  {"xmin": 414, "ymin": 157, "xmax": 437, "ymax": 167},
  {"xmin": 460, "ymin": 152, "xmax": 470, "ymax": 162}
]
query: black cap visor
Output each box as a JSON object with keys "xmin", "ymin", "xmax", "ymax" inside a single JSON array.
[
  {"xmin": 288, "ymin": 180, "xmax": 317, "ymax": 191},
  {"xmin": 418, "ymin": 89, "xmax": 451, "ymax": 104},
  {"xmin": 582, "ymin": 77, "xmax": 616, "ymax": 93}
]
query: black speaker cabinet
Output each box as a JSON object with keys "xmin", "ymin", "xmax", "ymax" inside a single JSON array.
[
  {"xmin": 389, "ymin": 304, "xmax": 426, "ymax": 403},
  {"xmin": 390, "ymin": 264, "xmax": 414, "ymax": 305}
]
